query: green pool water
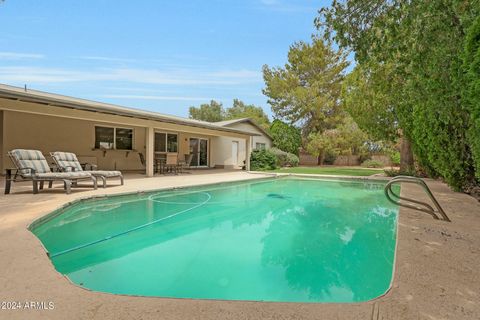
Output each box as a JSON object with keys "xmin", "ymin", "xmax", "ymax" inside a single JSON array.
[{"xmin": 31, "ymin": 177, "xmax": 398, "ymax": 303}]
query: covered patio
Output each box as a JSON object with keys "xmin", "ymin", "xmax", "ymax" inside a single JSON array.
[
  {"xmin": 0, "ymin": 169, "xmax": 265, "ymax": 196},
  {"xmin": 0, "ymin": 84, "xmax": 258, "ymax": 189}
]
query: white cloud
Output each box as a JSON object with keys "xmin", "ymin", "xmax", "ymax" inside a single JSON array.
[
  {"xmin": 0, "ymin": 66, "xmax": 107, "ymax": 83},
  {"xmin": 101, "ymin": 94, "xmax": 212, "ymax": 101},
  {"xmin": 77, "ymin": 56, "xmax": 137, "ymax": 63},
  {"xmin": 0, "ymin": 52, "xmax": 44, "ymax": 60},
  {"xmin": 0, "ymin": 66, "xmax": 262, "ymax": 86}
]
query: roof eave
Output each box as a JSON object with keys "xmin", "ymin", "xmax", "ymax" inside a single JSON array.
[
  {"xmin": 0, "ymin": 86, "xmax": 259, "ymax": 137},
  {"xmin": 218, "ymin": 118, "xmax": 273, "ymax": 140}
]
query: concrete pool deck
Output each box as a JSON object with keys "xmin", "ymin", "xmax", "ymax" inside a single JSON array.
[{"xmin": 0, "ymin": 171, "xmax": 479, "ymax": 319}]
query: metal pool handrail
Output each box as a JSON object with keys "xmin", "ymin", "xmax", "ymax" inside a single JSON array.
[{"xmin": 384, "ymin": 176, "xmax": 450, "ymax": 222}]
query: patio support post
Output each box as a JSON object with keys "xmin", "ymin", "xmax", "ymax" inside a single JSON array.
[
  {"xmin": 246, "ymin": 135, "xmax": 251, "ymax": 171},
  {"xmin": 146, "ymin": 126, "xmax": 155, "ymax": 177}
]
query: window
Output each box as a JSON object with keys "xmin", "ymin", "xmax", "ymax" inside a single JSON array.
[
  {"xmin": 95, "ymin": 126, "xmax": 133, "ymax": 150},
  {"xmin": 155, "ymin": 132, "xmax": 178, "ymax": 152},
  {"xmin": 115, "ymin": 128, "xmax": 133, "ymax": 150},
  {"xmin": 167, "ymin": 133, "xmax": 178, "ymax": 152},
  {"xmin": 154, "ymin": 133, "xmax": 166, "ymax": 152},
  {"xmin": 256, "ymin": 142, "xmax": 266, "ymax": 150},
  {"xmin": 95, "ymin": 127, "xmax": 114, "ymax": 149}
]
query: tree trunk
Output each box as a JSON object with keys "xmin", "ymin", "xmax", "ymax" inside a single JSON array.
[
  {"xmin": 318, "ymin": 152, "xmax": 324, "ymax": 165},
  {"xmin": 400, "ymin": 136, "xmax": 415, "ymax": 172}
]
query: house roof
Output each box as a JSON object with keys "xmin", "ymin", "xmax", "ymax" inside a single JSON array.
[
  {"xmin": 0, "ymin": 84, "xmax": 260, "ymax": 137},
  {"xmin": 215, "ymin": 118, "xmax": 272, "ymax": 140}
]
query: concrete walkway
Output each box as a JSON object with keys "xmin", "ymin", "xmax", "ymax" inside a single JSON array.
[{"xmin": 0, "ymin": 171, "xmax": 479, "ymax": 319}]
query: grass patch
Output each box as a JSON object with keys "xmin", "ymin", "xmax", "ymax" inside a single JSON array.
[{"xmin": 269, "ymin": 166, "xmax": 383, "ymax": 176}]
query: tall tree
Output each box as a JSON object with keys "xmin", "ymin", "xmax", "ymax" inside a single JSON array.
[
  {"xmin": 188, "ymin": 100, "xmax": 225, "ymax": 122},
  {"xmin": 463, "ymin": 16, "xmax": 480, "ymax": 180},
  {"xmin": 318, "ymin": 0, "xmax": 480, "ymax": 190},
  {"xmin": 225, "ymin": 99, "xmax": 270, "ymax": 130},
  {"xmin": 341, "ymin": 62, "xmax": 415, "ymax": 171},
  {"xmin": 342, "ymin": 63, "xmax": 398, "ymax": 143},
  {"xmin": 306, "ymin": 116, "xmax": 368, "ymax": 165},
  {"xmin": 269, "ymin": 120, "xmax": 302, "ymax": 155},
  {"xmin": 263, "ymin": 36, "xmax": 349, "ymax": 137}
]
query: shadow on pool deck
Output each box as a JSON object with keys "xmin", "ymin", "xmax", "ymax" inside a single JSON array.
[{"xmin": 0, "ymin": 171, "xmax": 479, "ymax": 320}]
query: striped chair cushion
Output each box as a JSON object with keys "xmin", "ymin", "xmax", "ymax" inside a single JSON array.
[
  {"xmin": 90, "ymin": 170, "xmax": 122, "ymax": 177},
  {"xmin": 10, "ymin": 149, "xmax": 51, "ymax": 176},
  {"xmin": 36, "ymin": 172, "xmax": 92, "ymax": 179},
  {"xmin": 52, "ymin": 151, "xmax": 83, "ymax": 172}
]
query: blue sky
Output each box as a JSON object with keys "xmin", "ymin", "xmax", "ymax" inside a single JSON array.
[{"xmin": 0, "ymin": 0, "xmax": 327, "ymax": 118}]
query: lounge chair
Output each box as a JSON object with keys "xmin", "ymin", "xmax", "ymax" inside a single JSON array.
[
  {"xmin": 51, "ymin": 151, "xmax": 124, "ymax": 188},
  {"xmin": 7, "ymin": 149, "xmax": 97, "ymax": 194}
]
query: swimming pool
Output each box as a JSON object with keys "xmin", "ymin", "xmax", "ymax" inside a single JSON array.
[{"xmin": 31, "ymin": 176, "xmax": 398, "ymax": 303}]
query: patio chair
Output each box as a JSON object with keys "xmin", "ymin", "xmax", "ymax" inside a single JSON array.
[
  {"xmin": 7, "ymin": 149, "xmax": 97, "ymax": 194},
  {"xmin": 178, "ymin": 153, "xmax": 194, "ymax": 174},
  {"xmin": 139, "ymin": 152, "xmax": 156, "ymax": 173},
  {"xmin": 165, "ymin": 153, "xmax": 179, "ymax": 175},
  {"xmin": 154, "ymin": 154, "xmax": 167, "ymax": 174},
  {"xmin": 51, "ymin": 151, "xmax": 124, "ymax": 188},
  {"xmin": 139, "ymin": 152, "xmax": 146, "ymax": 167}
]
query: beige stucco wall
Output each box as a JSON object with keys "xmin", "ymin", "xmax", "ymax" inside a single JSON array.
[
  {"xmin": 211, "ymin": 136, "xmax": 247, "ymax": 169},
  {"xmin": 2, "ymin": 111, "xmax": 147, "ymax": 171},
  {"xmin": 2, "ymin": 111, "xmax": 226, "ymax": 171},
  {"xmin": 224, "ymin": 122, "xmax": 272, "ymax": 150}
]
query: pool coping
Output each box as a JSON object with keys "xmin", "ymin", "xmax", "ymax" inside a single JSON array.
[
  {"xmin": 2, "ymin": 170, "xmax": 479, "ymax": 319},
  {"xmin": 28, "ymin": 172, "xmax": 400, "ymax": 304}
]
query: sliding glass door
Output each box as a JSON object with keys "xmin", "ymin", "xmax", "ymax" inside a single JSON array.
[{"xmin": 189, "ymin": 138, "xmax": 208, "ymax": 167}]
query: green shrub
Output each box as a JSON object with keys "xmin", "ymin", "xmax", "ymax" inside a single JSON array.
[
  {"xmin": 361, "ymin": 159, "xmax": 384, "ymax": 168},
  {"xmin": 358, "ymin": 149, "xmax": 371, "ymax": 163},
  {"xmin": 323, "ymin": 151, "xmax": 337, "ymax": 165},
  {"xmin": 384, "ymin": 161, "xmax": 430, "ymax": 178},
  {"xmin": 269, "ymin": 120, "xmax": 302, "ymax": 155},
  {"xmin": 269, "ymin": 147, "xmax": 299, "ymax": 167},
  {"xmin": 463, "ymin": 16, "xmax": 480, "ymax": 181},
  {"xmin": 285, "ymin": 153, "xmax": 299, "ymax": 167},
  {"xmin": 384, "ymin": 168, "xmax": 418, "ymax": 177},
  {"xmin": 269, "ymin": 147, "xmax": 285, "ymax": 157},
  {"xmin": 389, "ymin": 151, "xmax": 401, "ymax": 166},
  {"xmin": 250, "ymin": 149, "xmax": 277, "ymax": 171}
]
